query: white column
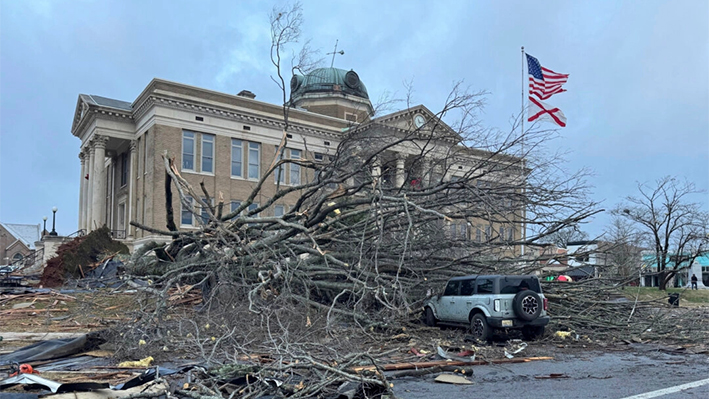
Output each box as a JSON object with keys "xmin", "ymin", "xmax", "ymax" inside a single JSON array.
[
  {"xmin": 78, "ymin": 152, "xmax": 86, "ymax": 231},
  {"xmin": 372, "ymin": 158, "xmax": 381, "ymax": 178},
  {"xmin": 395, "ymin": 155, "xmax": 406, "ymax": 188},
  {"xmin": 91, "ymin": 135, "xmax": 108, "ymax": 230},
  {"xmin": 86, "ymin": 144, "xmax": 95, "ymax": 230},
  {"xmin": 421, "ymin": 158, "xmax": 430, "ymax": 186},
  {"xmin": 128, "ymin": 141, "xmax": 137, "ymax": 238}
]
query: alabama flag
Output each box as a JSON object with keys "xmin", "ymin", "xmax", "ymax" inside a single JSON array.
[{"xmin": 528, "ymin": 96, "xmax": 567, "ymax": 128}]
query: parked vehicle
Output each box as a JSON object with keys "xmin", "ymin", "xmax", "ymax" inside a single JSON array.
[{"xmin": 424, "ymin": 275, "xmax": 550, "ymax": 341}]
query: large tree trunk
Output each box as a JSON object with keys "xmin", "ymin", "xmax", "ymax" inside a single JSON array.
[{"xmin": 658, "ymin": 270, "xmax": 669, "ymax": 290}]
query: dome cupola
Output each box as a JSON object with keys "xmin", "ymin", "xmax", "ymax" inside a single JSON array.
[{"xmin": 289, "ymin": 67, "xmax": 373, "ymax": 122}]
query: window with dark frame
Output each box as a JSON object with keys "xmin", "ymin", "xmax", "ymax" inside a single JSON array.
[
  {"xmin": 275, "ymin": 145, "xmax": 285, "ymax": 184},
  {"xmin": 201, "ymin": 134, "xmax": 214, "ymax": 173},
  {"xmin": 290, "ymin": 149, "xmax": 301, "ymax": 185},
  {"xmin": 248, "ymin": 142, "xmax": 260, "ymax": 179},
  {"xmin": 182, "ymin": 131, "xmax": 195, "ymax": 170},
  {"xmin": 231, "ymin": 139, "xmax": 243, "ymax": 177},
  {"xmin": 120, "ymin": 152, "xmax": 128, "ymax": 187},
  {"xmin": 181, "ymin": 196, "xmax": 193, "ymax": 226}
]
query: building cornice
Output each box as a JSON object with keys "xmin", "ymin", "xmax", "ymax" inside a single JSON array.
[{"xmin": 135, "ymin": 93, "xmax": 345, "ymax": 141}]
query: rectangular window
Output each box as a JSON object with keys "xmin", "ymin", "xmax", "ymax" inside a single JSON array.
[
  {"xmin": 443, "ymin": 280, "xmax": 460, "ymax": 296},
  {"xmin": 120, "ymin": 153, "xmax": 128, "ymax": 187},
  {"xmin": 201, "ymin": 134, "xmax": 214, "ymax": 173},
  {"xmin": 485, "ymin": 226, "xmax": 491, "ymax": 241},
  {"xmin": 200, "ymin": 197, "xmax": 212, "ymax": 224},
  {"xmin": 136, "ymin": 198, "xmax": 141, "ymax": 224},
  {"xmin": 137, "ymin": 138, "xmax": 142, "ymax": 177},
  {"xmin": 461, "ymin": 224, "xmax": 469, "ymax": 239},
  {"xmin": 274, "ymin": 205, "xmax": 285, "ymax": 217},
  {"xmin": 143, "ymin": 194, "xmax": 148, "ymax": 226},
  {"xmin": 314, "ymin": 152, "xmax": 324, "ymax": 162},
  {"xmin": 290, "ymin": 149, "xmax": 301, "ymax": 185},
  {"xmin": 143, "ymin": 132, "xmax": 149, "ymax": 176},
  {"xmin": 117, "ymin": 203, "xmax": 126, "ymax": 231},
  {"xmin": 460, "ymin": 279, "xmax": 476, "ymax": 296},
  {"xmin": 507, "ymin": 227, "xmax": 514, "ymax": 241},
  {"xmin": 248, "ymin": 142, "xmax": 260, "ymax": 179},
  {"xmin": 181, "ymin": 196, "xmax": 193, "ymax": 226},
  {"xmin": 183, "ymin": 131, "xmax": 195, "ymax": 170},
  {"xmin": 247, "ymin": 203, "xmax": 259, "ymax": 217},
  {"xmin": 475, "ymin": 227, "xmax": 482, "ymax": 243},
  {"xmin": 275, "ymin": 146, "xmax": 285, "ymax": 184},
  {"xmin": 230, "ymin": 200, "xmax": 241, "ymax": 220},
  {"xmin": 476, "ymin": 279, "xmax": 494, "ymax": 294},
  {"xmin": 231, "ymin": 139, "xmax": 243, "ymax": 177}
]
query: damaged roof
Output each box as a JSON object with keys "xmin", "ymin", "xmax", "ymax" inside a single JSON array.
[
  {"xmin": 79, "ymin": 94, "xmax": 133, "ymax": 111},
  {"xmin": 1, "ymin": 222, "xmax": 41, "ymax": 250}
]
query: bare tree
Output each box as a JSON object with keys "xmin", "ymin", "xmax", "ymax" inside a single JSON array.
[
  {"xmin": 616, "ymin": 176, "xmax": 709, "ymax": 290},
  {"xmin": 603, "ymin": 215, "xmax": 644, "ymax": 283},
  {"xmin": 538, "ymin": 225, "xmax": 589, "ymax": 248}
]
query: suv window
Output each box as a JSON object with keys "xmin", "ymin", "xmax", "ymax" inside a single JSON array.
[
  {"xmin": 476, "ymin": 278, "xmax": 494, "ymax": 294},
  {"xmin": 443, "ymin": 280, "xmax": 461, "ymax": 296},
  {"xmin": 460, "ymin": 279, "xmax": 476, "ymax": 295},
  {"xmin": 499, "ymin": 277, "xmax": 541, "ymax": 294}
]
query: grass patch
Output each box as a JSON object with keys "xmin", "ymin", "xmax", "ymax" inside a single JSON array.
[{"xmin": 622, "ymin": 286, "xmax": 709, "ymax": 305}]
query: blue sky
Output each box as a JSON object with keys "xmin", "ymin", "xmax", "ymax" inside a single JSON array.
[{"xmin": 1, "ymin": 0, "xmax": 707, "ymax": 237}]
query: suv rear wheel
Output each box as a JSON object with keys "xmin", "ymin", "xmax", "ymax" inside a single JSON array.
[
  {"xmin": 513, "ymin": 290, "xmax": 542, "ymax": 321},
  {"xmin": 470, "ymin": 313, "xmax": 491, "ymax": 341}
]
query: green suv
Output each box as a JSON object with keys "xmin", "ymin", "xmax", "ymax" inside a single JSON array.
[{"xmin": 424, "ymin": 275, "xmax": 550, "ymax": 341}]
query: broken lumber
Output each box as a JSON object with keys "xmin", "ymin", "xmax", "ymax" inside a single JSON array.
[{"xmin": 351, "ymin": 356, "xmax": 553, "ymax": 372}]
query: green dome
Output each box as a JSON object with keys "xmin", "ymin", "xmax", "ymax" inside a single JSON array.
[{"xmin": 290, "ymin": 68, "xmax": 369, "ymax": 100}]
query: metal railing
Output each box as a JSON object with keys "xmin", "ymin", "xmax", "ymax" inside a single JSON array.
[
  {"xmin": 8, "ymin": 247, "xmax": 45, "ymax": 271},
  {"xmin": 67, "ymin": 229, "xmax": 87, "ymax": 238}
]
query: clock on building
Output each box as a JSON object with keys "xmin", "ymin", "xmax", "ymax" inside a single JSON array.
[{"xmin": 414, "ymin": 114, "xmax": 426, "ymax": 128}]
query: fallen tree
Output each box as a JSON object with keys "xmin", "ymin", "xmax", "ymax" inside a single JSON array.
[{"xmin": 115, "ymin": 3, "xmax": 605, "ymax": 397}]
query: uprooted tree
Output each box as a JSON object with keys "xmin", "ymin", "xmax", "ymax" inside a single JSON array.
[{"xmin": 615, "ymin": 176, "xmax": 709, "ymax": 290}]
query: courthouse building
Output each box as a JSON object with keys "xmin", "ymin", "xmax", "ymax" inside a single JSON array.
[{"xmin": 71, "ymin": 68, "xmax": 522, "ymax": 250}]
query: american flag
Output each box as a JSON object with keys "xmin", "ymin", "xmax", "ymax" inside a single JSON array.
[{"xmin": 526, "ymin": 54, "xmax": 568, "ymax": 100}]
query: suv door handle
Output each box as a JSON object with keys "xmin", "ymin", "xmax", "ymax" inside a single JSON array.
[
  {"xmin": 449, "ymin": 301, "xmax": 455, "ymax": 304},
  {"xmin": 466, "ymin": 301, "xmax": 472, "ymax": 305}
]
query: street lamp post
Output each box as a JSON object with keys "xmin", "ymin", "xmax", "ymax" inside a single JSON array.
[
  {"xmin": 49, "ymin": 207, "xmax": 58, "ymax": 236},
  {"xmin": 42, "ymin": 216, "xmax": 47, "ymax": 237}
]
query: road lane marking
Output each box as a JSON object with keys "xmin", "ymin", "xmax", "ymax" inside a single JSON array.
[{"xmin": 619, "ymin": 377, "xmax": 709, "ymax": 399}]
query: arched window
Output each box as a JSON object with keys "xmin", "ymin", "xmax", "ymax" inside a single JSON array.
[{"xmin": 12, "ymin": 253, "xmax": 24, "ymax": 264}]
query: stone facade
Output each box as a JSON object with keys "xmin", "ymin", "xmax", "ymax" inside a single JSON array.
[{"xmin": 71, "ymin": 72, "xmax": 524, "ymax": 252}]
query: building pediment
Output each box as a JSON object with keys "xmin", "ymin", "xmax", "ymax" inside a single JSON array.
[
  {"xmin": 71, "ymin": 94, "xmax": 133, "ymax": 138},
  {"xmin": 370, "ymin": 104, "xmax": 461, "ymax": 143}
]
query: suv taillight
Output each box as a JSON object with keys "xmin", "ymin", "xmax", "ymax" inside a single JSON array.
[{"xmin": 543, "ymin": 297, "xmax": 548, "ymax": 311}]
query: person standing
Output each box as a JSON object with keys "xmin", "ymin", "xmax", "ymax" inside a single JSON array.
[{"xmin": 691, "ymin": 274, "xmax": 698, "ymax": 290}]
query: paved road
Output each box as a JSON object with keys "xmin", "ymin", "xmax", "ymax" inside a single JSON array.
[{"xmin": 390, "ymin": 344, "xmax": 709, "ymax": 399}]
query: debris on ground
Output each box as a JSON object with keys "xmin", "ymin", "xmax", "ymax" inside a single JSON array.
[
  {"xmin": 40, "ymin": 227, "xmax": 128, "ymax": 288},
  {"xmin": 434, "ymin": 373, "xmax": 473, "ymax": 384}
]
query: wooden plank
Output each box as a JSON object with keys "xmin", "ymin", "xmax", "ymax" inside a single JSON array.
[
  {"xmin": 351, "ymin": 356, "xmax": 554, "ymax": 372},
  {"xmin": 0, "ymin": 332, "xmax": 85, "ymax": 341}
]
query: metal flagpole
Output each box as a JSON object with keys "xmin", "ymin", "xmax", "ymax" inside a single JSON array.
[
  {"xmin": 521, "ymin": 46, "xmax": 525, "ymax": 140},
  {"xmin": 520, "ymin": 46, "xmax": 526, "ymax": 257}
]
